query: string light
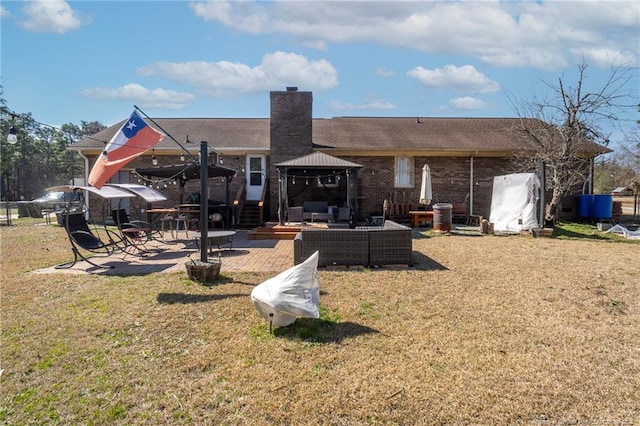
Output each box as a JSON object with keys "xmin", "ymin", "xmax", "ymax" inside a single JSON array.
[{"xmin": 152, "ymin": 149, "xmax": 158, "ymax": 165}]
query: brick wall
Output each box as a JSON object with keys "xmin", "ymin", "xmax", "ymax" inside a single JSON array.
[
  {"xmin": 268, "ymin": 88, "xmax": 313, "ymax": 219},
  {"xmin": 268, "ymin": 153, "xmax": 524, "ymax": 222},
  {"xmin": 350, "ymin": 156, "xmax": 522, "ymax": 220}
]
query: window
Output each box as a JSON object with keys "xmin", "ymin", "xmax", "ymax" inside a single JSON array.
[{"xmin": 394, "ymin": 156, "xmax": 414, "ymax": 188}]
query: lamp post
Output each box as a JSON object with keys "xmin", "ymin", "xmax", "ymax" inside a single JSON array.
[{"xmin": 2, "ymin": 125, "xmax": 18, "ymax": 225}]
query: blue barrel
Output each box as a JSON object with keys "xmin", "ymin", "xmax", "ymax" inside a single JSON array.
[
  {"xmin": 592, "ymin": 194, "xmax": 613, "ymax": 219},
  {"xmin": 578, "ymin": 195, "xmax": 594, "ymax": 218}
]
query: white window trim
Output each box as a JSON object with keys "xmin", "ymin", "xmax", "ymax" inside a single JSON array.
[{"xmin": 394, "ymin": 156, "xmax": 414, "ymax": 188}]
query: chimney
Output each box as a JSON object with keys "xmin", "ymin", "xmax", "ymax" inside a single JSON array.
[
  {"xmin": 268, "ymin": 88, "xmax": 313, "ymax": 219},
  {"xmin": 270, "ymin": 88, "xmax": 312, "ymax": 160}
]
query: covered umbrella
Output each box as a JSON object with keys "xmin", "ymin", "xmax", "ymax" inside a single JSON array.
[{"xmin": 419, "ymin": 164, "xmax": 432, "ymax": 206}]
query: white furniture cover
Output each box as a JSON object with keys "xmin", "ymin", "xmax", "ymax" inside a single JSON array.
[
  {"xmin": 251, "ymin": 251, "xmax": 320, "ymax": 327},
  {"xmin": 489, "ymin": 173, "xmax": 541, "ymax": 232}
]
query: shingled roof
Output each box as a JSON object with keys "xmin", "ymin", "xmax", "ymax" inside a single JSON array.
[
  {"xmin": 276, "ymin": 151, "xmax": 362, "ymax": 169},
  {"xmin": 73, "ymin": 118, "xmax": 271, "ymax": 153},
  {"xmin": 72, "ymin": 116, "xmax": 607, "ymax": 156}
]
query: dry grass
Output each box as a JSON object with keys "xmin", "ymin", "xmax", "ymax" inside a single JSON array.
[{"xmin": 1, "ymin": 220, "xmax": 639, "ymax": 425}]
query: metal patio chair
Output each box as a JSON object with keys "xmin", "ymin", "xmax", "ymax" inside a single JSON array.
[{"xmin": 56, "ymin": 212, "xmax": 126, "ymax": 269}]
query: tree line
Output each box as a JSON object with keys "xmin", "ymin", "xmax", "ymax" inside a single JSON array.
[{"xmin": 1, "ymin": 93, "xmax": 106, "ymax": 201}]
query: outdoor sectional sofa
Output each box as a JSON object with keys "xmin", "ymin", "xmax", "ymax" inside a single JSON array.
[{"xmin": 293, "ymin": 220, "xmax": 413, "ymax": 267}]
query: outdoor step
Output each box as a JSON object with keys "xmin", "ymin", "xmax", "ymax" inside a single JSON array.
[
  {"xmin": 247, "ymin": 231, "xmax": 298, "ymax": 240},
  {"xmin": 247, "ymin": 225, "xmax": 302, "ymax": 240}
]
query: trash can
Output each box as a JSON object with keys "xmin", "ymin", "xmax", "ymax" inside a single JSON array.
[
  {"xmin": 592, "ymin": 194, "xmax": 613, "ymax": 219},
  {"xmin": 578, "ymin": 194, "xmax": 594, "ymax": 218},
  {"xmin": 433, "ymin": 203, "xmax": 452, "ymax": 232}
]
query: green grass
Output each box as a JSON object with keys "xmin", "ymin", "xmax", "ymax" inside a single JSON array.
[{"xmin": 555, "ymin": 221, "xmax": 639, "ymax": 243}]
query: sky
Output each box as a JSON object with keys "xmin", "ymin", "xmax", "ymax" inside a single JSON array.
[{"xmin": 1, "ymin": 0, "xmax": 639, "ymax": 148}]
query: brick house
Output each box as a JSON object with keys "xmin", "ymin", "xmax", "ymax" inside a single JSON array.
[{"xmin": 71, "ymin": 87, "xmax": 605, "ymax": 227}]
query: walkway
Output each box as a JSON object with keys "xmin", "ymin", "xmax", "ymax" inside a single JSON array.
[{"xmin": 32, "ymin": 230, "xmax": 294, "ymax": 276}]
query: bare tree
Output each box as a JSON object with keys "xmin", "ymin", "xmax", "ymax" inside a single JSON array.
[{"xmin": 511, "ymin": 64, "xmax": 637, "ymax": 224}]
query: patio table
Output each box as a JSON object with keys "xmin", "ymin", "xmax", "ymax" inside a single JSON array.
[
  {"xmin": 409, "ymin": 210, "xmax": 434, "ymax": 228},
  {"xmin": 147, "ymin": 207, "xmax": 178, "ymax": 238},
  {"xmin": 194, "ymin": 230, "xmax": 236, "ymax": 254}
]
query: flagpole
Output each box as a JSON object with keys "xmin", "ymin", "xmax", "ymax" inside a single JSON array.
[
  {"xmin": 134, "ymin": 105, "xmax": 199, "ymax": 163},
  {"xmin": 200, "ymin": 141, "xmax": 209, "ymax": 263}
]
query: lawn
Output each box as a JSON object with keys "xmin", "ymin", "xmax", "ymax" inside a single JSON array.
[{"xmin": 1, "ymin": 219, "xmax": 639, "ymax": 424}]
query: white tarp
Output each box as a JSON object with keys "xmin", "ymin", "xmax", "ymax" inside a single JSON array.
[
  {"xmin": 605, "ymin": 224, "xmax": 640, "ymax": 240},
  {"xmin": 251, "ymin": 251, "xmax": 320, "ymax": 327},
  {"xmin": 489, "ymin": 173, "xmax": 541, "ymax": 232}
]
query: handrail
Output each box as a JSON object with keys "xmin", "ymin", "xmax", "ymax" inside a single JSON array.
[
  {"xmin": 257, "ymin": 180, "xmax": 269, "ymax": 225},
  {"xmin": 232, "ymin": 178, "xmax": 246, "ymax": 227}
]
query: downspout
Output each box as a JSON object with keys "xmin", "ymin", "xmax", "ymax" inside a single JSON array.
[
  {"xmin": 277, "ymin": 168, "xmax": 284, "ymax": 225},
  {"xmin": 538, "ymin": 160, "xmax": 545, "ymax": 227},
  {"xmin": 469, "ymin": 156, "xmax": 474, "ymax": 216},
  {"xmin": 590, "ymin": 157, "xmax": 595, "ymax": 195},
  {"xmin": 346, "ymin": 170, "xmax": 351, "ymax": 209}
]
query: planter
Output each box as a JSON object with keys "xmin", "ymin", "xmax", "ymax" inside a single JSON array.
[
  {"xmin": 532, "ymin": 227, "xmax": 553, "ymax": 238},
  {"xmin": 185, "ymin": 259, "xmax": 221, "ymax": 284}
]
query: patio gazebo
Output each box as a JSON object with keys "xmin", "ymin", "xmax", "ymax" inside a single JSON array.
[{"xmin": 275, "ymin": 151, "xmax": 362, "ymax": 225}]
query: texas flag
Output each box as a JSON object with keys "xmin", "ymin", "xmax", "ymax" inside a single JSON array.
[{"xmin": 88, "ymin": 110, "xmax": 165, "ymax": 188}]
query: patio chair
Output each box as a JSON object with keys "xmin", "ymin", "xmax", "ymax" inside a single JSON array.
[
  {"xmin": 111, "ymin": 209, "xmax": 159, "ymax": 256},
  {"xmin": 56, "ymin": 212, "xmax": 126, "ymax": 269},
  {"xmin": 287, "ymin": 206, "xmax": 304, "ymax": 223}
]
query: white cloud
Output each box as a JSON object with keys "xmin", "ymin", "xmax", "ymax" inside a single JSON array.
[
  {"xmin": 79, "ymin": 84, "xmax": 196, "ymax": 109},
  {"xmin": 447, "ymin": 97, "xmax": 491, "ymax": 111},
  {"xmin": 0, "ymin": 6, "xmax": 9, "ymax": 17},
  {"xmin": 375, "ymin": 67, "xmax": 396, "ymax": 78},
  {"xmin": 137, "ymin": 51, "xmax": 338, "ymax": 96},
  {"xmin": 190, "ymin": 1, "xmax": 639, "ymax": 70},
  {"xmin": 329, "ymin": 97, "xmax": 396, "ymax": 111},
  {"xmin": 571, "ymin": 47, "xmax": 638, "ymax": 69},
  {"xmin": 407, "ymin": 65, "xmax": 500, "ymax": 94},
  {"xmin": 20, "ymin": 0, "xmax": 88, "ymax": 34}
]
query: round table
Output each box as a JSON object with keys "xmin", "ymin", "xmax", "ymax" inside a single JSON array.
[{"xmin": 194, "ymin": 230, "xmax": 236, "ymax": 253}]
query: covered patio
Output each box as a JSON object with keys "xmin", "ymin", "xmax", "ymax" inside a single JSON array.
[
  {"xmin": 134, "ymin": 163, "xmax": 238, "ymax": 226},
  {"xmin": 275, "ymin": 152, "xmax": 362, "ymax": 225}
]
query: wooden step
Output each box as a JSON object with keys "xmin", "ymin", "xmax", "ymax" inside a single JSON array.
[{"xmin": 247, "ymin": 225, "xmax": 302, "ymax": 240}]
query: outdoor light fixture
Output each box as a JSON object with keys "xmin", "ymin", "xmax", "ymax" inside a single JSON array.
[
  {"xmin": 181, "ymin": 135, "xmax": 190, "ymax": 162},
  {"xmin": 6, "ymin": 126, "xmax": 18, "ymax": 144}
]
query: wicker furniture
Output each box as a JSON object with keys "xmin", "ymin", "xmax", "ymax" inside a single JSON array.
[
  {"xmin": 294, "ymin": 220, "xmax": 412, "ymax": 267},
  {"xmin": 287, "ymin": 201, "xmax": 335, "ymax": 223},
  {"xmin": 303, "ymin": 201, "xmax": 330, "ymax": 221}
]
